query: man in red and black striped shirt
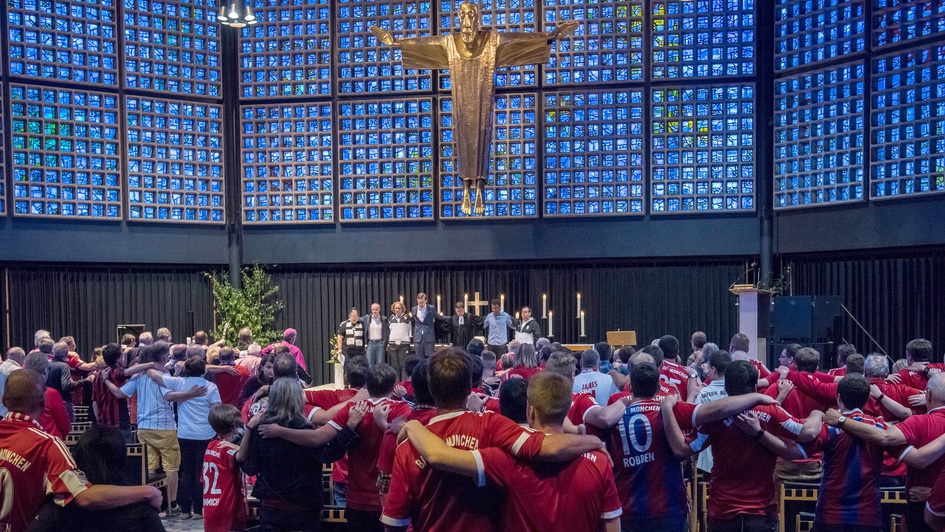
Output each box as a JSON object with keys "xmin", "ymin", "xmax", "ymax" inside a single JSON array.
[{"xmin": 92, "ymin": 343, "xmax": 132, "ymax": 442}]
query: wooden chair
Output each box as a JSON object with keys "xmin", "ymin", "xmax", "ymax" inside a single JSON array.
[
  {"xmin": 778, "ymin": 482, "xmax": 819, "ymax": 532},
  {"xmin": 73, "ymin": 406, "xmax": 90, "ymax": 423}
]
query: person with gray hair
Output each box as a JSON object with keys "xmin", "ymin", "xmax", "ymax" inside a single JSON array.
[
  {"xmin": 47, "ymin": 341, "xmax": 88, "ymax": 422},
  {"xmin": 571, "ymin": 348, "xmax": 618, "ymax": 404},
  {"xmin": 23, "ymin": 351, "xmax": 71, "ymax": 438},
  {"xmin": 30, "ymin": 329, "xmax": 52, "ymax": 354},
  {"xmin": 0, "ymin": 347, "xmax": 27, "ymax": 416}
]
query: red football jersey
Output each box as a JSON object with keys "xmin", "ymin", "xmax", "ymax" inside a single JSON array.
[
  {"xmin": 659, "ymin": 361, "xmax": 697, "ymax": 402},
  {"xmin": 896, "ymin": 406, "xmax": 945, "ymax": 490},
  {"xmin": 503, "ymin": 366, "xmax": 543, "ymax": 381},
  {"xmin": 896, "ymin": 363, "xmax": 945, "ymax": 390},
  {"xmin": 328, "ymin": 397, "xmax": 411, "ymax": 511},
  {"xmin": 0, "ymin": 413, "xmax": 92, "ymax": 532},
  {"xmin": 304, "ymin": 387, "xmax": 358, "ymax": 485},
  {"xmin": 214, "ymin": 365, "xmax": 250, "ymax": 407},
  {"xmin": 203, "ymin": 438, "xmax": 247, "ymax": 532},
  {"xmin": 381, "ymin": 410, "xmax": 545, "ymax": 531},
  {"xmin": 473, "ymin": 447, "xmax": 622, "ymax": 531},
  {"xmin": 605, "ymin": 399, "xmax": 698, "ymax": 523},
  {"xmin": 827, "ymin": 366, "xmax": 847, "ymax": 378},
  {"xmin": 620, "ymin": 382, "xmax": 675, "ymax": 400},
  {"xmin": 764, "ymin": 372, "xmax": 831, "ymax": 419},
  {"xmin": 927, "ymin": 463, "xmax": 945, "ymax": 519},
  {"xmin": 377, "ymin": 407, "xmax": 437, "ymax": 474},
  {"xmin": 692, "ymin": 404, "xmax": 806, "ymax": 519},
  {"xmin": 804, "ymin": 411, "xmax": 886, "ymax": 527}
]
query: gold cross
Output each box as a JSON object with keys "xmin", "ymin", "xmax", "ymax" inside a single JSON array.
[{"xmin": 468, "ymin": 291, "xmax": 490, "ymax": 316}]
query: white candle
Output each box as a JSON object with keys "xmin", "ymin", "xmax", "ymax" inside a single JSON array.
[
  {"xmin": 515, "ymin": 311, "xmax": 520, "ymax": 320},
  {"xmin": 542, "ymin": 294, "xmax": 547, "ymax": 318},
  {"xmin": 464, "ymin": 293, "xmax": 469, "ymax": 311},
  {"xmin": 500, "ymin": 294, "xmax": 505, "ymax": 313},
  {"xmin": 580, "ymin": 311, "xmax": 586, "ymax": 337},
  {"xmin": 436, "ymin": 294, "xmax": 441, "ymax": 314},
  {"xmin": 548, "ymin": 311, "xmax": 553, "ymax": 337},
  {"xmin": 576, "ymin": 293, "xmax": 581, "ymax": 318},
  {"xmin": 399, "ymin": 295, "xmax": 404, "ymax": 305}
]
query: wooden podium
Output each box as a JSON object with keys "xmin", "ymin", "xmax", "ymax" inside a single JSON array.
[
  {"xmin": 729, "ymin": 285, "xmax": 773, "ymax": 362},
  {"xmin": 607, "ymin": 331, "xmax": 638, "ymax": 348}
]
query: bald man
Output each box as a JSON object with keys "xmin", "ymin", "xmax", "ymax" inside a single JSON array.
[{"xmin": 0, "ymin": 370, "xmax": 162, "ymax": 531}]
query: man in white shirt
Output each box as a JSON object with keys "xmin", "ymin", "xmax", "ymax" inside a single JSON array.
[
  {"xmin": 0, "ymin": 347, "xmax": 27, "ymax": 416},
  {"xmin": 693, "ymin": 348, "xmax": 731, "ymax": 474},
  {"xmin": 571, "ymin": 349, "xmax": 618, "ymax": 405},
  {"xmin": 362, "ymin": 303, "xmax": 390, "ymax": 366}
]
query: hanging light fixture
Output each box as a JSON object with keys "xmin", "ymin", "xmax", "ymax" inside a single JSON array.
[{"xmin": 217, "ymin": 0, "xmax": 257, "ymax": 28}]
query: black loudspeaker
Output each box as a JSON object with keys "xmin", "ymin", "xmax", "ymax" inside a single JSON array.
[
  {"xmin": 773, "ymin": 296, "xmax": 843, "ymax": 343},
  {"xmin": 773, "ymin": 296, "xmax": 813, "ymax": 341}
]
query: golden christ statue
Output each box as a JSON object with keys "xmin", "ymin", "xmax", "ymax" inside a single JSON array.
[{"xmin": 371, "ymin": 2, "xmax": 578, "ymax": 215}]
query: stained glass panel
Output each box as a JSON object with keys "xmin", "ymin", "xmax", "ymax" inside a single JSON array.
[
  {"xmin": 874, "ymin": 0, "xmax": 945, "ymax": 48},
  {"xmin": 651, "ymin": 84, "xmax": 755, "ymax": 213},
  {"xmin": 122, "ymin": 0, "xmax": 222, "ymax": 96},
  {"xmin": 544, "ymin": 89, "xmax": 644, "ymax": 216},
  {"xmin": 7, "ymin": 0, "xmax": 119, "ymax": 85},
  {"xmin": 338, "ymin": 98, "xmax": 435, "ymax": 221},
  {"xmin": 651, "ymin": 0, "xmax": 755, "ymax": 79},
  {"xmin": 241, "ymin": 103, "xmax": 334, "ymax": 223},
  {"xmin": 872, "ymin": 45, "xmax": 945, "ymax": 199},
  {"xmin": 239, "ymin": 0, "xmax": 331, "ymax": 99},
  {"xmin": 774, "ymin": 62, "xmax": 865, "ymax": 208},
  {"xmin": 775, "ymin": 0, "xmax": 866, "ymax": 71},
  {"xmin": 126, "ymin": 96, "xmax": 224, "ymax": 222},
  {"xmin": 10, "ymin": 85, "xmax": 122, "ymax": 218}
]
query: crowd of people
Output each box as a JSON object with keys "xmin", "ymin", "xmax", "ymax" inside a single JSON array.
[{"xmin": 2, "ymin": 315, "xmax": 945, "ymax": 532}]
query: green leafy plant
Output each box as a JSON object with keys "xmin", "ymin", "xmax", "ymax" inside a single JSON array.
[
  {"xmin": 327, "ymin": 334, "xmax": 342, "ymax": 364},
  {"xmin": 205, "ymin": 265, "xmax": 284, "ymax": 348}
]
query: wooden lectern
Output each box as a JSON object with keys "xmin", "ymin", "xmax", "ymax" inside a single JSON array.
[
  {"xmin": 729, "ymin": 285, "xmax": 773, "ymax": 362},
  {"xmin": 607, "ymin": 331, "xmax": 638, "ymax": 348}
]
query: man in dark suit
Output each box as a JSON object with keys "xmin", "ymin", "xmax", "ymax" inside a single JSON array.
[
  {"xmin": 361, "ymin": 302, "xmax": 390, "ymax": 366},
  {"xmin": 412, "ymin": 293, "xmax": 437, "ymax": 358},
  {"xmin": 449, "ymin": 301, "xmax": 482, "ymax": 348}
]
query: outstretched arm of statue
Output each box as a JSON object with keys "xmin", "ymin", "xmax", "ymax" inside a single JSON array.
[
  {"xmin": 369, "ymin": 26, "xmax": 449, "ymax": 70},
  {"xmin": 550, "ymin": 20, "xmax": 580, "ymax": 41}
]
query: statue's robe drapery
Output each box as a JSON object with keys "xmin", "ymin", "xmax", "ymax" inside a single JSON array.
[{"xmin": 398, "ymin": 31, "xmax": 550, "ymax": 182}]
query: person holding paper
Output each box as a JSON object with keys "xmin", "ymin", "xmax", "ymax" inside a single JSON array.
[{"xmin": 514, "ymin": 306, "xmax": 541, "ymax": 346}]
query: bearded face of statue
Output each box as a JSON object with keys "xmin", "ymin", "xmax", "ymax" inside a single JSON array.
[{"xmin": 458, "ymin": 2, "xmax": 480, "ymax": 44}]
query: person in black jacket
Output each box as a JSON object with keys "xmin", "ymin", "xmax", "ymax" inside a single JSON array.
[
  {"xmin": 238, "ymin": 378, "xmax": 365, "ymax": 531},
  {"xmin": 30, "ymin": 425, "xmax": 165, "ymax": 532},
  {"xmin": 448, "ymin": 302, "xmax": 483, "ymax": 348}
]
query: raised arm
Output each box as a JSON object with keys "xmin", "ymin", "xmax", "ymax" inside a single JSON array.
[
  {"xmin": 369, "ymin": 27, "xmax": 448, "ymax": 70},
  {"xmin": 538, "ymin": 433, "xmax": 606, "ymax": 461},
  {"xmin": 74, "ymin": 484, "xmax": 163, "ymax": 511},
  {"xmin": 123, "ymin": 362, "xmax": 157, "ymax": 377},
  {"xmin": 258, "ymin": 403, "xmax": 367, "ymax": 447},
  {"xmin": 661, "ymin": 395, "xmax": 694, "ymax": 460},
  {"xmin": 734, "ymin": 413, "xmax": 807, "ymax": 461},
  {"xmin": 103, "ymin": 378, "xmax": 130, "ymax": 399}
]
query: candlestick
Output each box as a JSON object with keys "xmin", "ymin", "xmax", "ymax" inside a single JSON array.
[
  {"xmin": 542, "ymin": 294, "xmax": 547, "ymax": 318},
  {"xmin": 580, "ymin": 311, "xmax": 586, "ymax": 337},
  {"xmin": 436, "ymin": 294, "xmax": 441, "ymax": 314},
  {"xmin": 500, "ymin": 294, "xmax": 505, "ymax": 313},
  {"xmin": 464, "ymin": 293, "xmax": 469, "ymax": 311},
  {"xmin": 576, "ymin": 293, "xmax": 581, "ymax": 318},
  {"xmin": 548, "ymin": 311, "xmax": 553, "ymax": 337}
]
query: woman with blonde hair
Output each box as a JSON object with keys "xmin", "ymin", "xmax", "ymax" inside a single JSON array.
[
  {"xmin": 387, "ymin": 300, "xmax": 412, "ymax": 379},
  {"xmin": 503, "ymin": 343, "xmax": 542, "ymax": 381}
]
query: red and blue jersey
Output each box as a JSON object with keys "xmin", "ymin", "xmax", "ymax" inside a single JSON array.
[
  {"xmin": 604, "ymin": 398, "xmax": 698, "ymax": 523},
  {"xmin": 804, "ymin": 410, "xmax": 885, "ymax": 527}
]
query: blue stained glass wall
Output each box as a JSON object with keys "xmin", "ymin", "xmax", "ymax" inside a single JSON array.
[
  {"xmin": 775, "ymin": 0, "xmax": 865, "ymax": 71},
  {"xmin": 872, "ymin": 44, "xmax": 945, "ymax": 199},
  {"xmin": 9, "ymin": 85, "xmax": 122, "ymax": 218},
  {"xmin": 651, "ymin": 0, "xmax": 755, "ymax": 78},
  {"xmin": 775, "ymin": 62, "xmax": 866, "ymax": 208},
  {"xmin": 544, "ymin": 0, "xmax": 643, "ymax": 84},
  {"xmin": 126, "ymin": 96, "xmax": 225, "ymax": 222},
  {"xmin": 651, "ymin": 84, "xmax": 755, "ymax": 213},
  {"xmin": 122, "ymin": 0, "xmax": 222, "ymax": 96},
  {"xmin": 544, "ymin": 89, "xmax": 644, "ymax": 216},
  {"xmin": 0, "ymin": 85, "xmax": 5, "ymax": 215},
  {"xmin": 336, "ymin": 0, "xmax": 434, "ymax": 94},
  {"xmin": 240, "ymin": 103, "xmax": 334, "ymax": 223},
  {"xmin": 337, "ymin": 99, "xmax": 435, "ymax": 221},
  {"xmin": 239, "ymin": 0, "xmax": 331, "ymax": 99},
  {"xmin": 873, "ymin": 0, "xmax": 945, "ymax": 48},
  {"xmin": 440, "ymin": 93, "xmax": 539, "ymax": 218},
  {"xmin": 7, "ymin": 0, "xmax": 119, "ymax": 85},
  {"xmin": 439, "ymin": 0, "xmax": 539, "ymax": 89}
]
